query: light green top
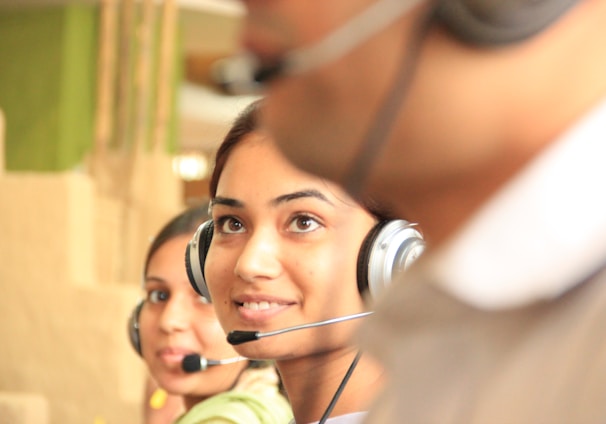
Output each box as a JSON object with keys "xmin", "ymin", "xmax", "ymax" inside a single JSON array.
[{"xmin": 174, "ymin": 366, "xmax": 292, "ymax": 424}]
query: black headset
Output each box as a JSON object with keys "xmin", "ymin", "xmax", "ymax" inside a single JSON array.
[
  {"xmin": 434, "ymin": 0, "xmax": 579, "ymax": 46},
  {"xmin": 185, "ymin": 219, "xmax": 425, "ymax": 303},
  {"xmin": 128, "ymin": 300, "xmax": 144, "ymax": 356}
]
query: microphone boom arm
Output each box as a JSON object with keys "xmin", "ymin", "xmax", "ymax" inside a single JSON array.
[{"xmin": 227, "ymin": 311, "xmax": 373, "ymax": 345}]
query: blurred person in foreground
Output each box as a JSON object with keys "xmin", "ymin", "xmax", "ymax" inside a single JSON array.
[{"xmin": 218, "ymin": 0, "xmax": 606, "ymax": 422}]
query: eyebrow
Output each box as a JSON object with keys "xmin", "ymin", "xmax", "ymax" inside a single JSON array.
[
  {"xmin": 211, "ymin": 196, "xmax": 244, "ymax": 209},
  {"xmin": 272, "ymin": 189, "xmax": 334, "ymax": 206},
  {"xmin": 211, "ymin": 189, "xmax": 334, "ymax": 210},
  {"xmin": 143, "ymin": 276, "xmax": 167, "ymax": 285}
]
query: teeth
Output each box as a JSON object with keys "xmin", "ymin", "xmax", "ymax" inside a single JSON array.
[{"xmin": 242, "ymin": 301, "xmax": 280, "ymax": 310}]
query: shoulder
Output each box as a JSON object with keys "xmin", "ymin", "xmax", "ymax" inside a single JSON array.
[{"xmin": 175, "ymin": 366, "xmax": 292, "ymax": 424}]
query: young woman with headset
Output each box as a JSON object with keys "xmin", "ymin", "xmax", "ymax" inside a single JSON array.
[
  {"xmin": 127, "ymin": 205, "xmax": 292, "ymax": 424},
  {"xmin": 186, "ymin": 99, "xmax": 424, "ymax": 424}
]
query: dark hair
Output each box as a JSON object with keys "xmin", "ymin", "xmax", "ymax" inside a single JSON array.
[
  {"xmin": 209, "ymin": 99, "xmax": 261, "ymax": 198},
  {"xmin": 143, "ymin": 205, "xmax": 209, "ymax": 276},
  {"xmin": 208, "ymin": 99, "xmax": 393, "ymax": 220}
]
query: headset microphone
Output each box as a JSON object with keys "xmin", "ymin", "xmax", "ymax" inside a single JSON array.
[
  {"xmin": 227, "ymin": 311, "xmax": 373, "ymax": 346},
  {"xmin": 214, "ymin": 0, "xmax": 579, "ymax": 95},
  {"xmin": 212, "ymin": 0, "xmax": 419, "ymax": 95},
  {"xmin": 181, "ymin": 353, "xmax": 247, "ymax": 373}
]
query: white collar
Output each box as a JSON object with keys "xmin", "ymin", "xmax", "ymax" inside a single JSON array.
[
  {"xmin": 290, "ymin": 411, "xmax": 367, "ymax": 424},
  {"xmin": 428, "ymin": 97, "xmax": 606, "ymax": 309}
]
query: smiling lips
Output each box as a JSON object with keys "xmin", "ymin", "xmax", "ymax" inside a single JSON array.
[
  {"xmin": 236, "ymin": 298, "xmax": 294, "ymax": 322},
  {"xmin": 158, "ymin": 347, "xmax": 194, "ymax": 365}
]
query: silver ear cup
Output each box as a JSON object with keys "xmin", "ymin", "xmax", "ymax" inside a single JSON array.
[
  {"xmin": 185, "ymin": 220, "xmax": 214, "ymax": 302},
  {"xmin": 365, "ymin": 220, "xmax": 425, "ymax": 299}
]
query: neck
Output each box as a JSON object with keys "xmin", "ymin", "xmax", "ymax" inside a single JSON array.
[
  {"xmin": 277, "ymin": 347, "xmax": 384, "ymax": 424},
  {"xmin": 366, "ymin": 0, "xmax": 606, "ymax": 247},
  {"xmin": 182, "ymin": 394, "xmax": 206, "ymax": 412},
  {"xmin": 181, "ymin": 361, "xmax": 250, "ymax": 412},
  {"xmin": 367, "ymin": 143, "xmax": 531, "ymax": 246}
]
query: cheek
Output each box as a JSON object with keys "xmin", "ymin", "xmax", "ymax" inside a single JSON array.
[
  {"xmin": 138, "ymin": 313, "xmax": 158, "ymax": 359},
  {"xmin": 194, "ymin": 321, "xmax": 234, "ymax": 355},
  {"xmin": 205, "ymin": 252, "xmax": 233, "ymax": 298},
  {"xmin": 198, "ymin": 321, "xmax": 224, "ymax": 341},
  {"xmin": 204, "ymin": 253, "xmax": 236, "ymax": 326},
  {"xmin": 297, "ymin": 247, "xmax": 361, "ymax": 300}
]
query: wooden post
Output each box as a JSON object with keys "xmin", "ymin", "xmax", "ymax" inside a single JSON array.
[
  {"xmin": 132, "ymin": 0, "xmax": 155, "ymax": 157},
  {"xmin": 152, "ymin": 0, "xmax": 177, "ymax": 153},
  {"xmin": 91, "ymin": 0, "xmax": 117, "ymax": 182},
  {"xmin": 0, "ymin": 108, "xmax": 5, "ymax": 176},
  {"xmin": 119, "ymin": 0, "xmax": 156, "ymax": 282},
  {"xmin": 115, "ymin": 0, "xmax": 135, "ymax": 152}
]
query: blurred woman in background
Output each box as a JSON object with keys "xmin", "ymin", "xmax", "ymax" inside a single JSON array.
[{"xmin": 129, "ymin": 205, "xmax": 292, "ymax": 423}]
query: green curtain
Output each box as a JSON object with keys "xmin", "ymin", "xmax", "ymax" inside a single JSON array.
[{"xmin": 0, "ymin": 4, "xmax": 97, "ymax": 171}]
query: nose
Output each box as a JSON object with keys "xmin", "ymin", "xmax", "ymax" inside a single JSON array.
[
  {"xmin": 159, "ymin": 295, "xmax": 191, "ymax": 333},
  {"xmin": 234, "ymin": 227, "xmax": 282, "ymax": 283}
]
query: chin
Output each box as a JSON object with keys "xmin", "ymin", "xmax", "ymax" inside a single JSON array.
[
  {"xmin": 157, "ymin": 380, "xmax": 187, "ymax": 396},
  {"xmin": 233, "ymin": 339, "xmax": 286, "ymax": 361},
  {"xmin": 234, "ymin": 344, "xmax": 269, "ymax": 360}
]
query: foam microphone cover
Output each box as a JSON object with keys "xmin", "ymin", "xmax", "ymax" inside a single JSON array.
[
  {"xmin": 182, "ymin": 354, "xmax": 203, "ymax": 373},
  {"xmin": 227, "ymin": 331, "xmax": 259, "ymax": 345}
]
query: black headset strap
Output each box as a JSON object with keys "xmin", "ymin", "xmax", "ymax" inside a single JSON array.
[
  {"xmin": 343, "ymin": 5, "xmax": 437, "ymax": 196},
  {"xmin": 318, "ymin": 350, "xmax": 363, "ymax": 424}
]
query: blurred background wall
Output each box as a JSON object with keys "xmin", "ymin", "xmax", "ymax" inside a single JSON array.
[{"xmin": 0, "ymin": 0, "xmax": 256, "ymax": 422}]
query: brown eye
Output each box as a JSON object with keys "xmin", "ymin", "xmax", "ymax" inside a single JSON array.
[
  {"xmin": 288, "ymin": 215, "xmax": 321, "ymax": 233},
  {"xmin": 228, "ymin": 219, "xmax": 243, "ymax": 232},
  {"xmin": 217, "ymin": 217, "xmax": 245, "ymax": 234},
  {"xmin": 148, "ymin": 290, "xmax": 169, "ymax": 303}
]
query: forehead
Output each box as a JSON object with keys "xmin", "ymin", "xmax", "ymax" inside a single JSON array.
[
  {"xmin": 216, "ymin": 132, "xmax": 353, "ymax": 205},
  {"xmin": 146, "ymin": 235, "xmax": 191, "ymax": 270}
]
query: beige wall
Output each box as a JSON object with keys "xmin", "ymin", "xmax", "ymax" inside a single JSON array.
[
  {"xmin": 0, "ymin": 110, "xmax": 4, "ymax": 176},
  {"xmin": 0, "ymin": 110, "xmax": 185, "ymax": 423}
]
